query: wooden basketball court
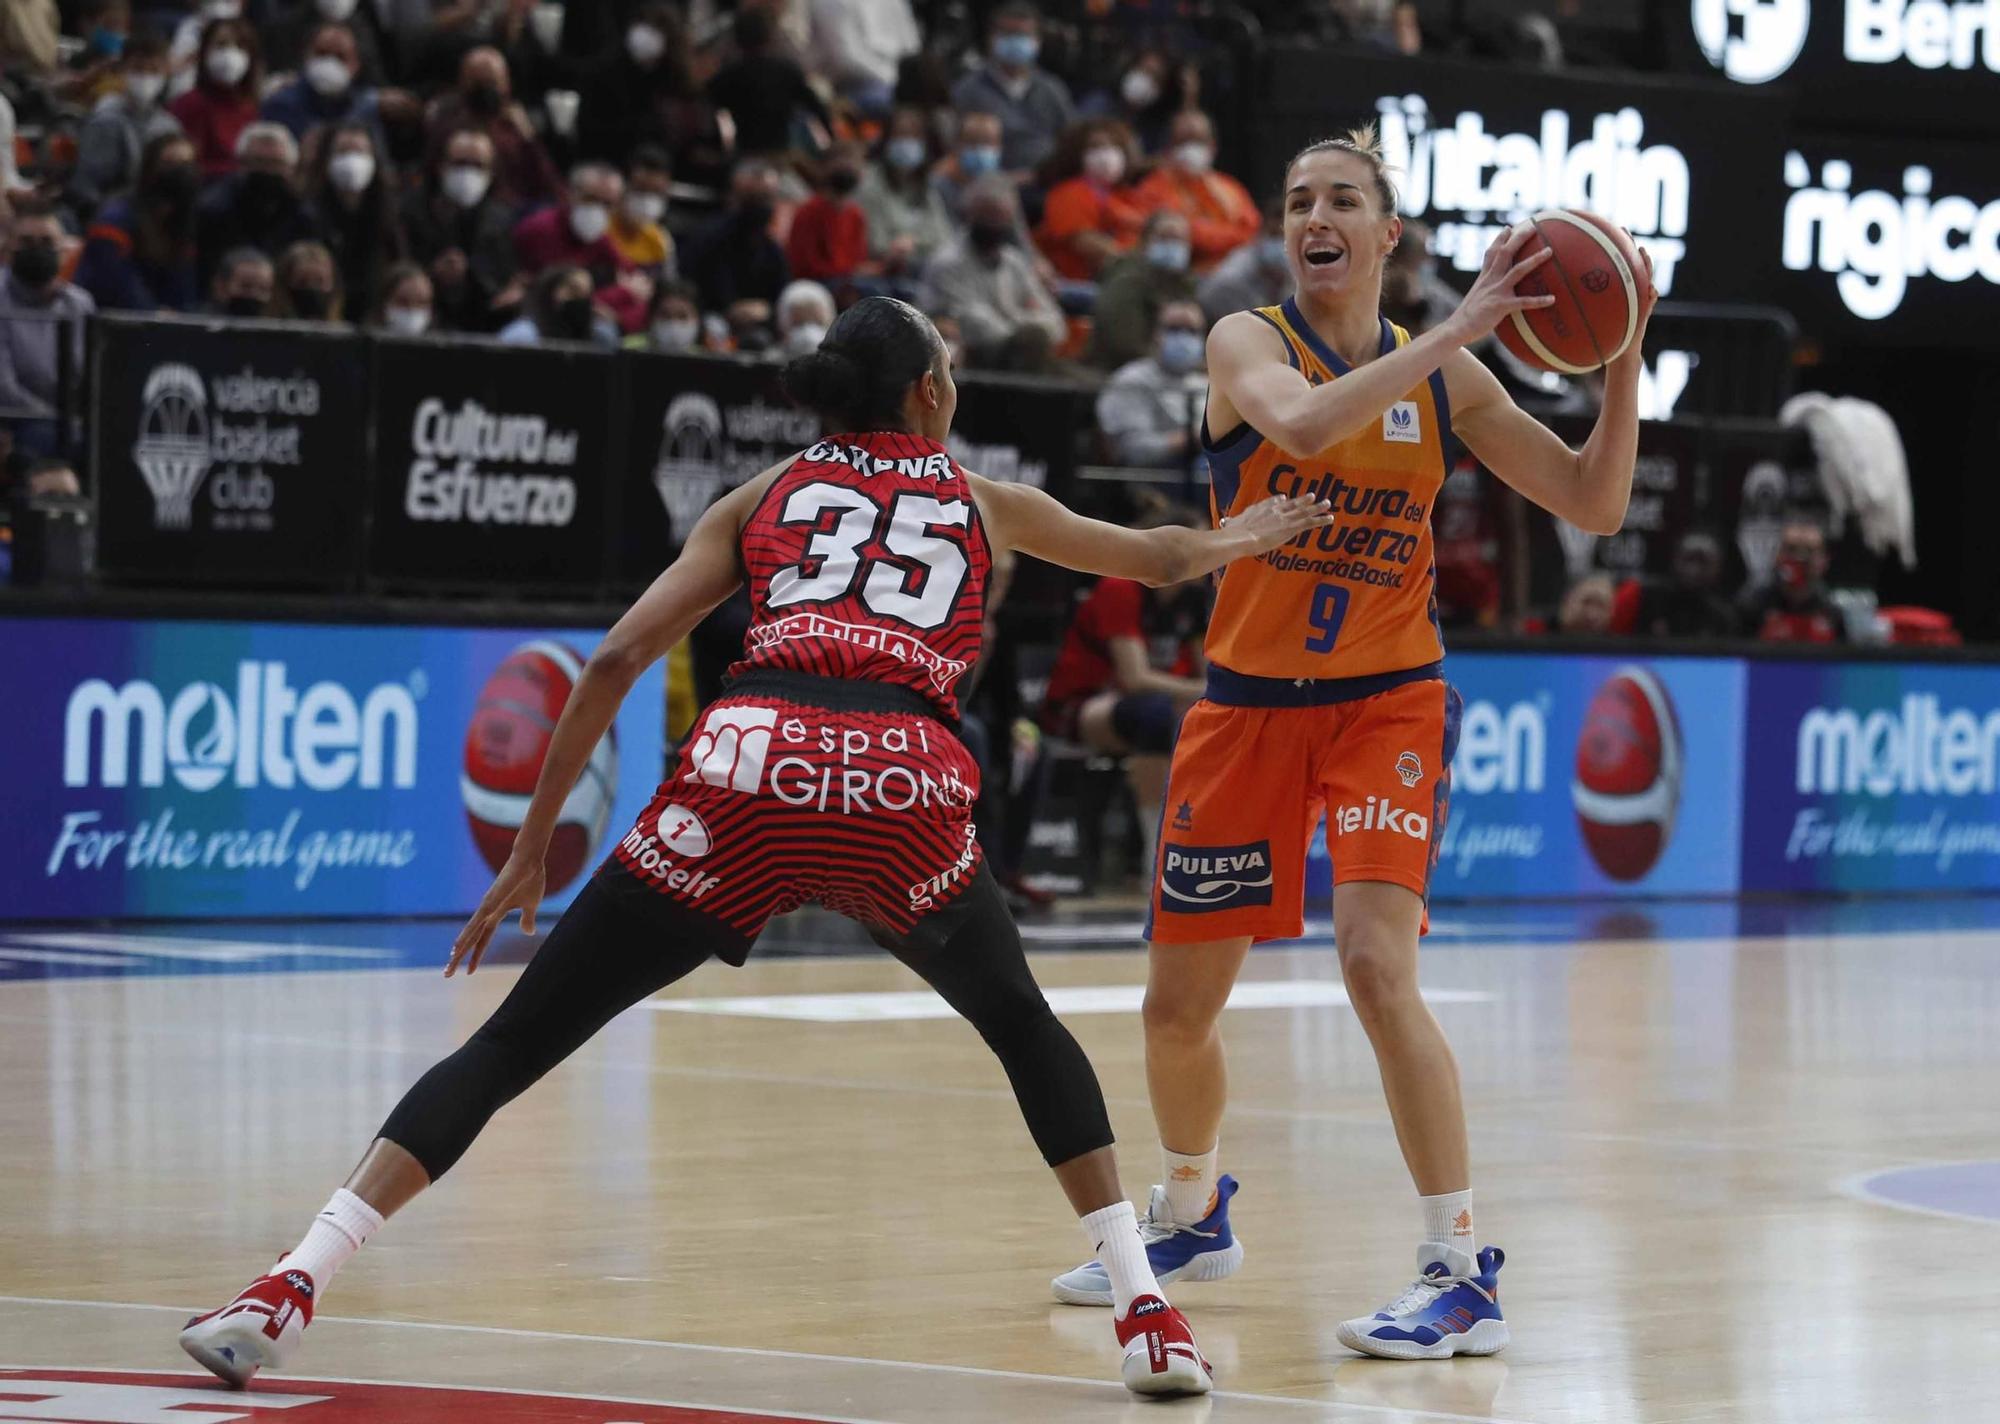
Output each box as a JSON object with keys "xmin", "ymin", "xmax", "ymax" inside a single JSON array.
[{"xmin": 3, "ymin": 901, "xmax": 1997, "ymax": 1422}]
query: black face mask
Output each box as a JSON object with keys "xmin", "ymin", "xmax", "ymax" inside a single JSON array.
[
  {"xmin": 969, "ymin": 221, "xmax": 1010, "ymax": 252},
  {"xmin": 826, "ymin": 168, "xmax": 860, "ymax": 196},
  {"xmin": 466, "ymin": 81, "xmax": 504, "ymax": 117},
  {"xmin": 241, "ymin": 171, "xmax": 293, "ymax": 214},
  {"xmin": 147, "ymin": 163, "xmax": 201, "ymax": 211},
  {"xmin": 11, "ymin": 242, "xmax": 60, "ymax": 289},
  {"xmin": 738, "ymin": 198, "xmax": 775, "ymax": 229},
  {"xmin": 554, "ymin": 295, "xmax": 594, "ymax": 338},
  {"xmin": 288, "ymin": 286, "xmax": 330, "ymax": 319},
  {"xmin": 224, "ymin": 295, "xmax": 267, "ymax": 317}
]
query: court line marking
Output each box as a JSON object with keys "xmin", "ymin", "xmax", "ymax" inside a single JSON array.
[
  {"xmin": 0, "ymin": 1363, "xmax": 884, "ymax": 1424},
  {"xmin": 0, "ymin": 932, "xmax": 397, "ymax": 963},
  {"xmin": 648, "ymin": 981, "xmax": 1495, "ymax": 1023},
  {"xmin": 0, "ymin": 1298, "xmax": 1523, "ymax": 1424},
  {"xmin": 1833, "ymin": 1162, "xmax": 2000, "ymax": 1228}
]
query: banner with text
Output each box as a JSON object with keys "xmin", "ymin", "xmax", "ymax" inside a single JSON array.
[{"xmin": 2, "ymin": 617, "xmax": 664, "ymax": 920}]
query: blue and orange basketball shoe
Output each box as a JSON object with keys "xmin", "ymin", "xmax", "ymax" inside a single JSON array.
[
  {"xmin": 1051, "ymin": 1175, "xmax": 1243, "ymax": 1306},
  {"xmin": 1335, "ymin": 1244, "xmax": 1508, "ymax": 1359}
]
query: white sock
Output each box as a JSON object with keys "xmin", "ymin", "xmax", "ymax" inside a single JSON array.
[
  {"xmin": 1081, "ymin": 1201, "xmax": 1160, "ymax": 1317},
  {"xmin": 1420, "ymin": 1189, "xmax": 1475, "ymax": 1263},
  {"xmin": 1161, "ymin": 1144, "xmax": 1219, "ymax": 1225},
  {"xmin": 283, "ymin": 1188, "xmax": 383, "ymax": 1293}
]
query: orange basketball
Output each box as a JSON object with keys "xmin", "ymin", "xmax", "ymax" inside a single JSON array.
[{"xmin": 1495, "ymin": 209, "xmax": 1648, "ymax": 375}]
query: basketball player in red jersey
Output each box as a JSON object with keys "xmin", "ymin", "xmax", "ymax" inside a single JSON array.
[
  {"xmin": 176, "ymin": 298, "xmax": 1333, "ymax": 1398},
  {"xmin": 1051, "ymin": 129, "xmax": 1657, "ymax": 1359}
]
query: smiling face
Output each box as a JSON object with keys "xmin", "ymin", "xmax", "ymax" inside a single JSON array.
[{"xmin": 1283, "ymin": 147, "xmax": 1401, "ymax": 302}]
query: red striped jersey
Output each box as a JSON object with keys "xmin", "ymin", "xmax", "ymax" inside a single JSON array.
[{"xmin": 729, "ymin": 431, "xmax": 992, "ymax": 721}]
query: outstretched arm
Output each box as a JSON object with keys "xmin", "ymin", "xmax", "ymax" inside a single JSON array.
[
  {"xmin": 1445, "ymin": 248, "xmax": 1658, "ymax": 536},
  {"xmin": 447, "ymin": 465, "xmax": 784, "ymax": 973},
  {"xmin": 967, "ymin": 473, "xmax": 1332, "ymax": 586}
]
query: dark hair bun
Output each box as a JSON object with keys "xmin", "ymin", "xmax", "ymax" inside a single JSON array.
[{"xmin": 781, "ymin": 347, "xmax": 865, "ymax": 420}]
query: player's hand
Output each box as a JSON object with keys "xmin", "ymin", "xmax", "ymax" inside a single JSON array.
[
  {"xmin": 1609, "ymin": 243, "xmax": 1660, "ymax": 372},
  {"xmin": 447, "ymin": 850, "xmax": 546, "ymax": 977},
  {"xmin": 1221, "ymin": 494, "xmax": 1335, "ymax": 554},
  {"xmin": 1447, "ymin": 224, "xmax": 1557, "ymax": 346}
]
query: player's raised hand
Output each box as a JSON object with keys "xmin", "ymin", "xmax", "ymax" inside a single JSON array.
[
  {"xmin": 1447, "ymin": 224, "xmax": 1557, "ymax": 345},
  {"xmin": 447, "ymin": 850, "xmax": 546, "ymax": 977},
  {"xmin": 1221, "ymin": 494, "xmax": 1335, "ymax": 555}
]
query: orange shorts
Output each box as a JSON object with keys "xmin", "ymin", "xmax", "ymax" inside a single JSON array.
[{"xmin": 1146, "ymin": 676, "xmax": 1462, "ymax": 945}]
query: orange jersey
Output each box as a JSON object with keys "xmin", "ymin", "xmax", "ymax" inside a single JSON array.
[{"xmin": 1203, "ymin": 300, "xmax": 1452, "ymax": 694}]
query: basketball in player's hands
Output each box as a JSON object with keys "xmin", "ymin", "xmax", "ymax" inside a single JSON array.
[{"xmin": 1494, "ymin": 209, "xmax": 1652, "ymax": 375}]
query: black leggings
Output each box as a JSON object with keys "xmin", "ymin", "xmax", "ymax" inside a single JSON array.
[{"xmin": 379, "ymin": 864, "xmax": 1113, "ymax": 1181}]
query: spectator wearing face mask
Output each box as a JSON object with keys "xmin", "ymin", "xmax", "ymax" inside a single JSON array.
[
  {"xmin": 786, "ymin": 143, "xmax": 871, "ymax": 289},
  {"xmin": 71, "ymin": 29, "xmax": 181, "ymax": 214},
  {"xmin": 931, "ymin": 110, "xmax": 1007, "ymax": 226},
  {"xmin": 399, "ymin": 126, "xmax": 518, "ymax": 333},
  {"xmin": 259, "ymin": 0, "xmax": 388, "ymax": 85},
  {"xmin": 681, "ymin": 159, "xmax": 790, "ymax": 313},
  {"xmin": 205, "ymin": 244, "xmax": 274, "ymax": 318},
  {"xmin": 773, "ymin": 280, "xmax": 837, "ymax": 360},
  {"xmin": 856, "ymin": 108, "xmax": 954, "ymax": 291},
  {"xmin": 1095, "ymin": 299, "xmax": 1208, "ymax": 470},
  {"xmin": 1740, "ymin": 517, "xmax": 1846, "ymax": 643},
  {"xmin": 305, "ymin": 122, "xmax": 405, "ymax": 318},
  {"xmin": 499, "ymin": 263, "xmax": 619, "ymax": 347},
  {"xmin": 1130, "ymin": 110, "xmax": 1258, "ymax": 273},
  {"xmin": 808, "ymin": 0, "xmax": 920, "ymax": 116},
  {"xmin": 0, "ymin": 199, "xmax": 96, "ymax": 459},
  {"xmin": 261, "ymin": 22, "xmax": 378, "ymax": 143},
  {"xmin": 425, "ymin": 47, "xmax": 563, "ymax": 210},
  {"xmin": 1091, "ymin": 50, "xmax": 1184, "ymax": 155},
  {"xmin": 628, "ymin": 278, "xmax": 704, "ymax": 352},
  {"xmin": 1608, "ymin": 528, "xmax": 1739, "ymax": 638},
  {"xmin": 1086, "ymin": 208, "xmax": 1197, "ymax": 370},
  {"xmin": 1034, "ymin": 120, "xmax": 1144, "ymax": 282},
  {"xmin": 194, "ymin": 122, "xmax": 317, "ymax": 286},
  {"xmin": 75, "ymin": 133, "xmax": 203, "ymax": 312},
  {"xmin": 571, "ymin": 5, "xmax": 698, "ymax": 163},
  {"xmin": 511, "ymin": 161, "xmax": 647, "ymax": 332},
  {"xmin": 59, "ymin": 0, "xmax": 131, "ymax": 108},
  {"xmin": 949, "ymin": 1, "xmax": 1073, "ymax": 175},
  {"xmin": 1197, "ymin": 194, "xmax": 1289, "ymax": 323},
  {"xmin": 169, "ymin": 17, "xmax": 263, "ymax": 178},
  {"xmin": 371, "ymin": 261, "xmax": 435, "ymax": 336},
  {"xmin": 918, "ymin": 176, "xmax": 1065, "ymax": 372},
  {"xmin": 609, "ymin": 146, "xmax": 675, "ymax": 275},
  {"xmin": 271, "ymin": 239, "xmax": 343, "ymax": 322},
  {"xmin": 706, "ymin": 7, "xmax": 831, "ymax": 157}
]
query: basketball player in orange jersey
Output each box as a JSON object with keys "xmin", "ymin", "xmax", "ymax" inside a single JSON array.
[{"xmin": 1052, "ymin": 129, "xmax": 1657, "ymax": 1359}]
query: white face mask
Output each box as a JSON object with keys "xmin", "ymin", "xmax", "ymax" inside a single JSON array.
[
  {"xmin": 626, "ymin": 23, "xmax": 666, "ymax": 63},
  {"xmin": 569, "ymin": 202, "xmax": 610, "ymax": 243},
  {"xmin": 783, "ymin": 321, "xmax": 828, "ymax": 355},
  {"xmin": 1120, "ymin": 69, "xmax": 1159, "ymax": 108},
  {"xmin": 126, "ymin": 72, "xmax": 165, "ymax": 106},
  {"xmin": 202, "ymin": 0, "xmax": 240, "ymax": 19},
  {"xmin": 316, "ymin": 0, "xmax": 358, "ymax": 18},
  {"xmin": 385, "ymin": 305, "xmax": 430, "ymax": 335},
  {"xmin": 652, "ymin": 316, "xmax": 699, "ymax": 350},
  {"xmin": 1174, "ymin": 142, "xmax": 1213, "ymax": 175},
  {"xmin": 624, "ymin": 192, "xmax": 666, "ymax": 225},
  {"xmin": 1082, "ymin": 146, "xmax": 1124, "ymax": 185},
  {"xmin": 305, "ymin": 55, "xmax": 352, "ymax": 97},
  {"xmin": 205, "ymin": 45, "xmax": 250, "ymax": 86},
  {"xmin": 328, "ymin": 151, "xmax": 375, "ymax": 193},
  {"xmin": 442, "ymin": 164, "xmax": 490, "ymax": 208}
]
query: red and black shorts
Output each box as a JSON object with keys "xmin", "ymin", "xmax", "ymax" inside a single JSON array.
[{"xmin": 607, "ymin": 670, "xmax": 983, "ymax": 959}]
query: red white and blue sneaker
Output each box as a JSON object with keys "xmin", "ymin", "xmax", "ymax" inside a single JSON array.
[
  {"xmin": 178, "ymin": 1266, "xmax": 316, "ymax": 1387},
  {"xmin": 1115, "ymin": 1294, "xmax": 1212, "ymax": 1396},
  {"xmin": 1335, "ymin": 1244, "xmax": 1508, "ymax": 1360},
  {"xmin": 1051, "ymin": 1175, "xmax": 1243, "ymax": 1305}
]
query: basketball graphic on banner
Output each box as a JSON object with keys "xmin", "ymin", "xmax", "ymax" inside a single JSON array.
[
  {"xmin": 462, "ymin": 641, "xmax": 618, "ymax": 893},
  {"xmin": 1572, "ymin": 665, "xmax": 1683, "ymax": 882}
]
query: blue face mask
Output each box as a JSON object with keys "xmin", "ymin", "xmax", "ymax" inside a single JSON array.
[
  {"xmin": 886, "ymin": 136, "xmax": 927, "ymax": 172},
  {"xmin": 1158, "ymin": 329, "xmax": 1204, "ymax": 374},
  {"xmin": 992, "ymin": 33, "xmax": 1039, "ymax": 66},
  {"xmin": 90, "ymin": 26, "xmax": 126, "ymax": 57},
  {"xmin": 959, "ymin": 145, "xmax": 1000, "ymax": 177},
  {"xmin": 1146, "ymin": 238, "xmax": 1191, "ymax": 273}
]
